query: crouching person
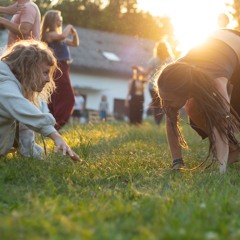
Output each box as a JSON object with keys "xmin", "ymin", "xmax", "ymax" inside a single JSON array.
[{"xmin": 0, "ymin": 40, "xmax": 80, "ymax": 161}]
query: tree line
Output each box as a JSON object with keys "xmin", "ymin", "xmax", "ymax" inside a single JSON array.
[
  {"xmin": 1, "ymin": 0, "xmax": 175, "ymax": 43},
  {"xmin": 1, "ymin": 0, "xmax": 240, "ymax": 48}
]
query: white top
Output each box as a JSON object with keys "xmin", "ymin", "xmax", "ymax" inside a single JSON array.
[{"xmin": 74, "ymin": 95, "xmax": 84, "ymax": 111}]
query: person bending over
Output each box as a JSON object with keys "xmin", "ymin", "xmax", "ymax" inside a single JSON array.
[
  {"xmin": 157, "ymin": 29, "xmax": 240, "ymax": 173},
  {"xmin": 0, "ymin": 39, "xmax": 80, "ymax": 161}
]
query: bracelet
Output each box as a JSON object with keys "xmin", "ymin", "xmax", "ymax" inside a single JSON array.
[{"xmin": 172, "ymin": 158, "xmax": 184, "ymax": 169}]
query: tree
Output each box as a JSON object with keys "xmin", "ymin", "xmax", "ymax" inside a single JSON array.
[
  {"xmin": 0, "ymin": 0, "xmax": 175, "ymax": 44},
  {"xmin": 226, "ymin": 0, "xmax": 240, "ymax": 29},
  {"xmin": 34, "ymin": 0, "xmax": 53, "ymax": 13},
  {"xmin": 51, "ymin": 0, "xmax": 174, "ymax": 42}
]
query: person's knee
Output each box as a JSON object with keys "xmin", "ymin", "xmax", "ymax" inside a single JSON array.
[
  {"xmin": 185, "ymin": 99, "xmax": 202, "ymax": 119},
  {"xmin": 185, "ymin": 98, "xmax": 194, "ymax": 116},
  {"xmin": 185, "ymin": 99, "xmax": 207, "ymax": 132}
]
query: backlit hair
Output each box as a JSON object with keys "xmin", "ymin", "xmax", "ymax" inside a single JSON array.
[
  {"xmin": 158, "ymin": 61, "xmax": 240, "ymax": 161},
  {"xmin": 40, "ymin": 10, "xmax": 62, "ymax": 42},
  {"xmin": 154, "ymin": 41, "xmax": 174, "ymax": 61},
  {"xmin": 1, "ymin": 39, "xmax": 57, "ymax": 105}
]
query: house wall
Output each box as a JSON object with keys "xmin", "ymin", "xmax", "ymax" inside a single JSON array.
[
  {"xmin": 0, "ymin": 30, "xmax": 153, "ymax": 119},
  {"xmin": 69, "ymin": 71, "xmax": 152, "ymax": 117}
]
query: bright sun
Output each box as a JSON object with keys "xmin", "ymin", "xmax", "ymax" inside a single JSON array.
[{"xmin": 138, "ymin": 0, "xmax": 234, "ymax": 54}]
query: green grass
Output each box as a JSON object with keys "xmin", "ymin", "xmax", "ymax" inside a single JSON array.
[{"xmin": 1, "ymin": 119, "xmax": 240, "ymax": 240}]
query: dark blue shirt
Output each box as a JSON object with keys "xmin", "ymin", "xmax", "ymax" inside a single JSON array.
[{"xmin": 47, "ymin": 41, "xmax": 70, "ymax": 61}]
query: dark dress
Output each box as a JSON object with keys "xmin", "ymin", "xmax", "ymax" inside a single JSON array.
[
  {"xmin": 129, "ymin": 79, "xmax": 144, "ymax": 124},
  {"xmin": 47, "ymin": 41, "xmax": 75, "ymax": 130}
]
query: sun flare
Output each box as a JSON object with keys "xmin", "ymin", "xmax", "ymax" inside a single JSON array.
[{"xmin": 138, "ymin": 0, "xmax": 234, "ymax": 54}]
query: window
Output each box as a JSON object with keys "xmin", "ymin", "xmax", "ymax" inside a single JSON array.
[{"xmin": 102, "ymin": 51, "xmax": 120, "ymax": 62}]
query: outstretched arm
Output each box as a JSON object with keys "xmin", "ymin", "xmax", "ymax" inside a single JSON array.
[
  {"xmin": 0, "ymin": 3, "xmax": 25, "ymax": 15},
  {"xmin": 213, "ymin": 77, "xmax": 230, "ymax": 173},
  {"xmin": 48, "ymin": 131, "xmax": 81, "ymax": 162},
  {"xmin": 166, "ymin": 115, "xmax": 182, "ymax": 162},
  {"xmin": 47, "ymin": 24, "xmax": 73, "ymax": 42},
  {"xmin": 0, "ymin": 17, "xmax": 19, "ymax": 35},
  {"xmin": 213, "ymin": 127, "xmax": 228, "ymax": 173}
]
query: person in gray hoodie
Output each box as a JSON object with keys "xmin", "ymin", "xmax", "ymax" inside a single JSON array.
[{"xmin": 0, "ymin": 39, "xmax": 80, "ymax": 161}]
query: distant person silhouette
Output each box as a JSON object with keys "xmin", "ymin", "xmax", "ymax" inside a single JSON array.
[
  {"xmin": 125, "ymin": 66, "xmax": 147, "ymax": 125},
  {"xmin": 99, "ymin": 95, "xmax": 109, "ymax": 121},
  {"xmin": 146, "ymin": 41, "xmax": 174, "ymax": 125},
  {"xmin": 71, "ymin": 89, "xmax": 85, "ymax": 124}
]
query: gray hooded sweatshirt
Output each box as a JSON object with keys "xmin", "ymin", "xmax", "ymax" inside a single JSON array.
[{"xmin": 0, "ymin": 61, "xmax": 56, "ymax": 156}]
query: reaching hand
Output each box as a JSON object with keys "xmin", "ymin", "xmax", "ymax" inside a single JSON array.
[
  {"xmin": 5, "ymin": 3, "xmax": 25, "ymax": 15},
  {"xmin": 67, "ymin": 151, "xmax": 83, "ymax": 162},
  {"xmin": 71, "ymin": 27, "xmax": 77, "ymax": 36},
  {"xmin": 50, "ymin": 131, "xmax": 83, "ymax": 163}
]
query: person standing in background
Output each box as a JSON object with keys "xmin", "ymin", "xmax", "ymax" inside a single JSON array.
[
  {"xmin": 0, "ymin": 0, "xmax": 41, "ymax": 46},
  {"xmin": 125, "ymin": 66, "xmax": 147, "ymax": 125},
  {"xmin": 99, "ymin": 95, "xmax": 109, "ymax": 121},
  {"xmin": 146, "ymin": 41, "xmax": 174, "ymax": 125},
  {"xmin": 71, "ymin": 89, "xmax": 85, "ymax": 124},
  {"xmin": 40, "ymin": 10, "xmax": 80, "ymax": 130}
]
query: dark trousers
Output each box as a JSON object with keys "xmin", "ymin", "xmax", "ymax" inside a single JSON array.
[
  {"xmin": 48, "ymin": 61, "xmax": 75, "ymax": 130},
  {"xmin": 129, "ymin": 95, "xmax": 144, "ymax": 124},
  {"xmin": 149, "ymin": 88, "xmax": 164, "ymax": 125}
]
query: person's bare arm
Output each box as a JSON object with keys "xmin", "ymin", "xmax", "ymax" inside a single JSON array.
[
  {"xmin": 213, "ymin": 126, "xmax": 229, "ymax": 173},
  {"xmin": 48, "ymin": 131, "xmax": 81, "ymax": 162},
  {"xmin": 213, "ymin": 77, "xmax": 230, "ymax": 173},
  {"xmin": 0, "ymin": 18, "xmax": 34, "ymax": 40},
  {"xmin": 47, "ymin": 25, "xmax": 73, "ymax": 42},
  {"xmin": 0, "ymin": 3, "xmax": 25, "ymax": 15},
  {"xmin": 66, "ymin": 27, "xmax": 79, "ymax": 47},
  {"xmin": 0, "ymin": 17, "xmax": 19, "ymax": 35},
  {"xmin": 166, "ymin": 115, "xmax": 182, "ymax": 160},
  {"xmin": 19, "ymin": 22, "xmax": 33, "ymax": 39}
]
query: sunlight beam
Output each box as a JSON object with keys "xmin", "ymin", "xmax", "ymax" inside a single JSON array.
[{"xmin": 138, "ymin": 0, "xmax": 234, "ymax": 54}]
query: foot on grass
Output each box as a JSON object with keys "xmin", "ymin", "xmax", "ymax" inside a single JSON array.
[{"xmin": 172, "ymin": 158, "xmax": 184, "ymax": 170}]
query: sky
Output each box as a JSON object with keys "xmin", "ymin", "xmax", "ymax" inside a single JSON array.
[
  {"xmin": 137, "ymin": 0, "xmax": 234, "ymax": 53},
  {"xmin": 49, "ymin": 0, "xmax": 234, "ymax": 53},
  {"xmin": 137, "ymin": 0, "xmax": 231, "ymax": 18}
]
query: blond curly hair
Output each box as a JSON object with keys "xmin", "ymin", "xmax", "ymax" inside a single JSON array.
[{"xmin": 1, "ymin": 39, "xmax": 57, "ymax": 105}]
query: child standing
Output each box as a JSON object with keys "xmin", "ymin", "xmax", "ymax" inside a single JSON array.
[{"xmin": 99, "ymin": 95, "xmax": 109, "ymax": 121}]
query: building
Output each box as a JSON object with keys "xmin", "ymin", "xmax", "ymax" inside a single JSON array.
[{"xmin": 0, "ymin": 27, "xmax": 156, "ymax": 120}]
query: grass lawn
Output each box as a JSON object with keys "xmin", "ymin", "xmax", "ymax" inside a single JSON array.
[{"xmin": 1, "ymin": 119, "xmax": 240, "ymax": 240}]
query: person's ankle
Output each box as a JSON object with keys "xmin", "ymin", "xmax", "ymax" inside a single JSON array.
[{"xmin": 172, "ymin": 158, "xmax": 184, "ymax": 169}]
